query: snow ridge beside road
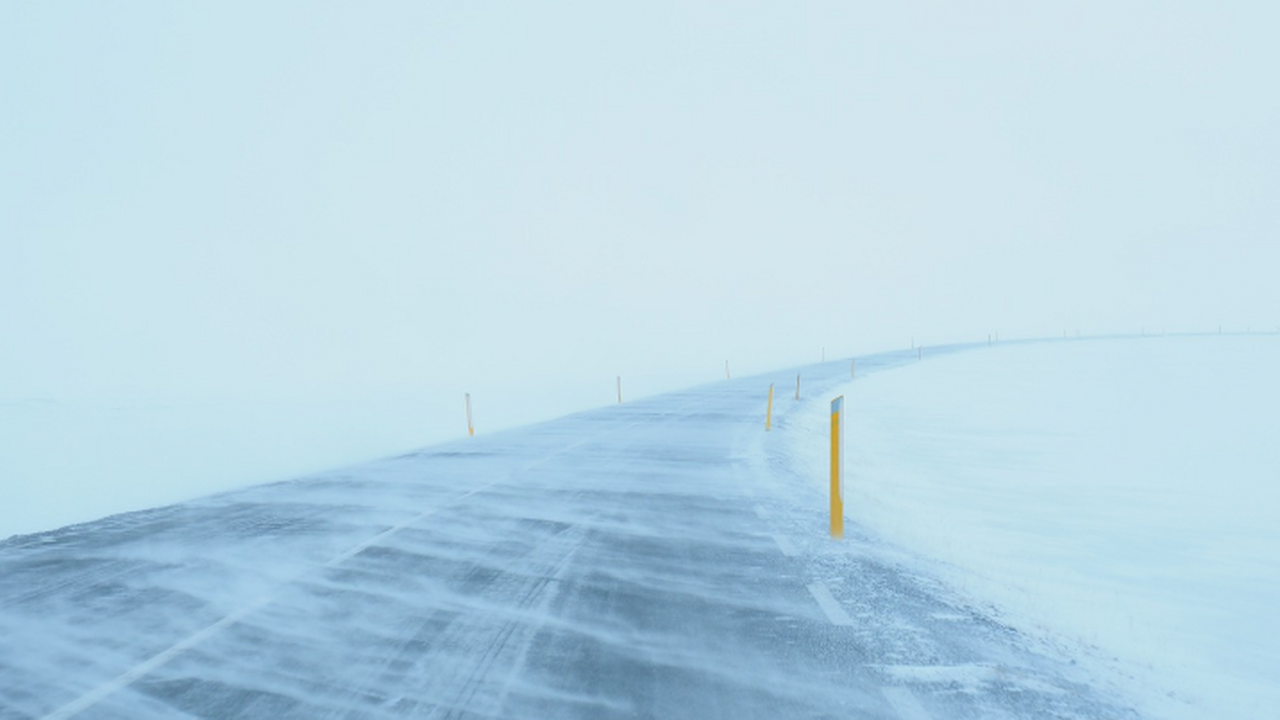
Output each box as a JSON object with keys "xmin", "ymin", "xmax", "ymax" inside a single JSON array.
[{"xmin": 782, "ymin": 334, "xmax": 1280, "ymax": 720}]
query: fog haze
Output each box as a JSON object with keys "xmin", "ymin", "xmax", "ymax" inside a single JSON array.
[{"xmin": 4, "ymin": 1, "xmax": 1278, "ymax": 436}]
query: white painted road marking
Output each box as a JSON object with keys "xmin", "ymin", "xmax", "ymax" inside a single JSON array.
[
  {"xmin": 806, "ymin": 582, "xmax": 853, "ymax": 626},
  {"xmin": 882, "ymin": 686, "xmax": 934, "ymax": 720},
  {"xmin": 771, "ymin": 534, "xmax": 798, "ymax": 557}
]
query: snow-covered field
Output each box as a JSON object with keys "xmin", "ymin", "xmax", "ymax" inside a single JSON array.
[
  {"xmin": 0, "ymin": 396, "xmax": 437, "ymax": 540},
  {"xmin": 787, "ymin": 335, "xmax": 1280, "ymax": 719}
]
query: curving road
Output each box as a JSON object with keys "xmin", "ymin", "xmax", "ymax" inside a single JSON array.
[{"xmin": 0, "ymin": 348, "xmax": 1138, "ymax": 719}]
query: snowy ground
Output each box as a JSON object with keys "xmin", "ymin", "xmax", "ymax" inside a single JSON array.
[{"xmin": 784, "ymin": 334, "xmax": 1280, "ymax": 719}]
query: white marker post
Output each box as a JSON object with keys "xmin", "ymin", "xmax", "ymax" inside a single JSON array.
[
  {"xmin": 725, "ymin": 360, "xmax": 731, "ymax": 379},
  {"xmin": 617, "ymin": 376, "xmax": 622, "ymax": 404},
  {"xmin": 795, "ymin": 374, "xmax": 801, "ymax": 401},
  {"xmin": 465, "ymin": 393, "xmax": 474, "ymax": 437}
]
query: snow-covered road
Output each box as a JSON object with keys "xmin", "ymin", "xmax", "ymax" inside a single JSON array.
[{"xmin": 1, "ymin": 348, "xmax": 1137, "ymax": 719}]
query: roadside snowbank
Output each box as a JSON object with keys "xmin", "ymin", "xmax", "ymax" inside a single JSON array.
[{"xmin": 787, "ymin": 335, "xmax": 1280, "ymax": 719}]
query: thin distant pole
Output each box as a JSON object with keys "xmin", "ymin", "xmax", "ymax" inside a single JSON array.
[
  {"xmin": 465, "ymin": 393, "xmax": 474, "ymax": 437},
  {"xmin": 617, "ymin": 376, "xmax": 622, "ymax": 404},
  {"xmin": 725, "ymin": 360, "xmax": 731, "ymax": 379}
]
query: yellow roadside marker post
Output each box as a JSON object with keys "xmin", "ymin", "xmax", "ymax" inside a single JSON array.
[
  {"xmin": 766, "ymin": 383, "xmax": 774, "ymax": 431},
  {"xmin": 830, "ymin": 395, "xmax": 844, "ymax": 538}
]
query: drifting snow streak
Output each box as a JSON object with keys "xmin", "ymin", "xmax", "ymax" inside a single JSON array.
[
  {"xmin": 38, "ymin": 481, "xmax": 505, "ymax": 720},
  {"xmin": 881, "ymin": 687, "xmax": 933, "ymax": 720},
  {"xmin": 39, "ymin": 605, "xmax": 262, "ymax": 720}
]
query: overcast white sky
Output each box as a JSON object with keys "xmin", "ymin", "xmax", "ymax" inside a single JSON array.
[{"xmin": 4, "ymin": 2, "xmax": 1278, "ymax": 436}]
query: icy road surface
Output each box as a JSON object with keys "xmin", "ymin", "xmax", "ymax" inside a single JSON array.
[{"xmin": 0, "ymin": 348, "xmax": 1136, "ymax": 719}]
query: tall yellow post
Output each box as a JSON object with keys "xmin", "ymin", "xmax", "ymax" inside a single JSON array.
[
  {"xmin": 830, "ymin": 395, "xmax": 844, "ymax": 538},
  {"xmin": 765, "ymin": 383, "xmax": 774, "ymax": 431},
  {"xmin": 465, "ymin": 393, "xmax": 475, "ymax": 437}
]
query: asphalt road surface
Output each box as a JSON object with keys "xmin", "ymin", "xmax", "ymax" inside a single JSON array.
[{"xmin": 1, "ymin": 348, "xmax": 1138, "ymax": 719}]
